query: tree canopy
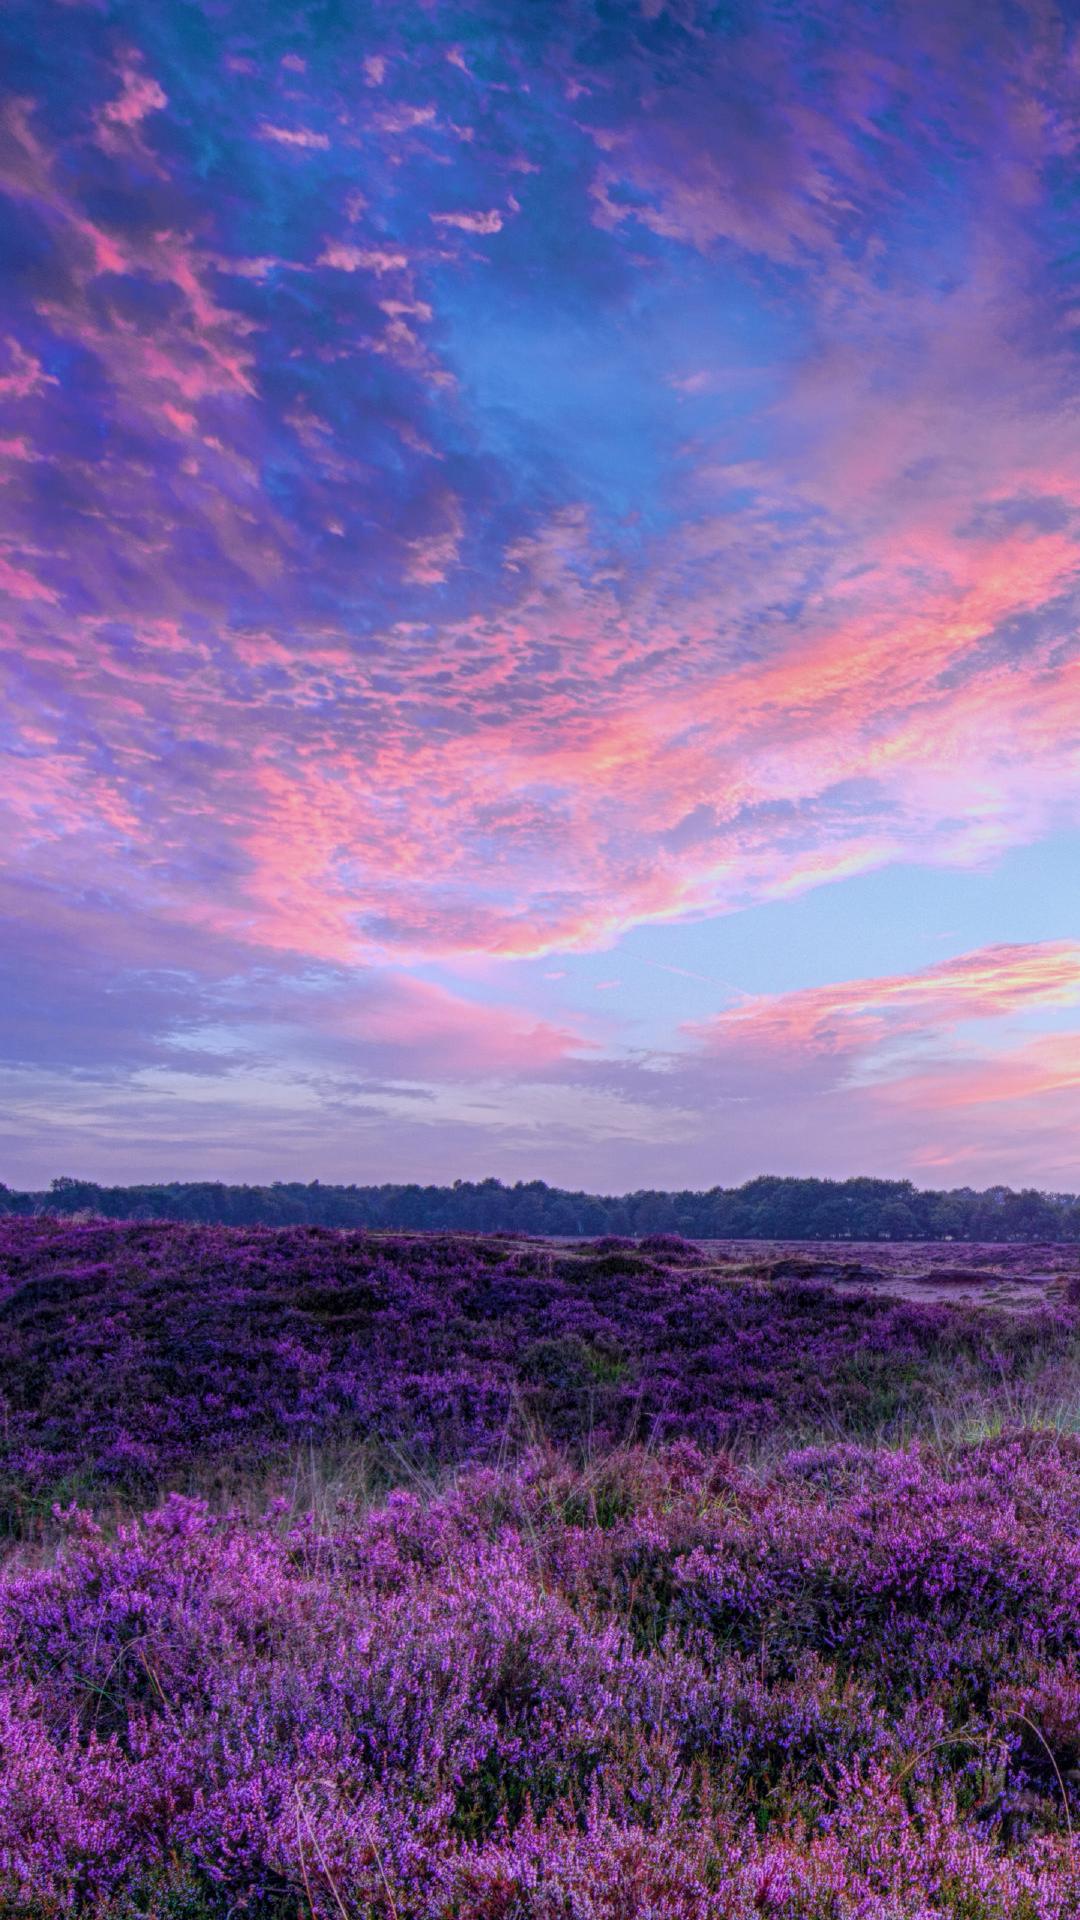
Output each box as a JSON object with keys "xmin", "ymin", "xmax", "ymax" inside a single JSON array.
[{"xmin": 1, "ymin": 1173, "xmax": 1078, "ymax": 1240}]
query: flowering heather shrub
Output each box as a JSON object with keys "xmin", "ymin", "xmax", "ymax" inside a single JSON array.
[
  {"xmin": 1, "ymin": 1221, "xmax": 1080, "ymax": 1913},
  {"xmin": 1, "ymin": 1440, "xmax": 1080, "ymax": 1913},
  {"xmin": 0, "ymin": 1218, "xmax": 1076, "ymax": 1504},
  {"xmin": 636, "ymin": 1233, "xmax": 708, "ymax": 1261}
]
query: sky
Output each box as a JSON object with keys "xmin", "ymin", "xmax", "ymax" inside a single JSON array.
[{"xmin": 1, "ymin": 0, "xmax": 1079, "ymax": 1194}]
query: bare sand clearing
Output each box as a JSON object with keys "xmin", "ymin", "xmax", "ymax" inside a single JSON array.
[{"xmin": 688, "ymin": 1240, "xmax": 1080, "ymax": 1310}]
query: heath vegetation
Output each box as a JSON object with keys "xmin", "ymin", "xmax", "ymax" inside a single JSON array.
[{"xmin": 2, "ymin": 1219, "xmax": 1080, "ymax": 1916}]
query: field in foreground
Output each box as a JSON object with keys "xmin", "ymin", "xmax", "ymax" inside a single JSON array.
[{"xmin": 2, "ymin": 1221, "xmax": 1080, "ymax": 1916}]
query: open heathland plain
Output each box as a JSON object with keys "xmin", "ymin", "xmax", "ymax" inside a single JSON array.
[{"xmin": 3, "ymin": 1221, "xmax": 1080, "ymax": 1916}]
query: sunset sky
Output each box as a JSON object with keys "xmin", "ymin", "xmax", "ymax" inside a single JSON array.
[{"xmin": 2, "ymin": 0, "xmax": 1079, "ymax": 1192}]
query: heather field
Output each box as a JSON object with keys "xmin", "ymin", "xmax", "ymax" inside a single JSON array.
[{"xmin": 4, "ymin": 1222, "xmax": 1080, "ymax": 1916}]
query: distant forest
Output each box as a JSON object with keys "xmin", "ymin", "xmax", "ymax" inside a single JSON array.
[{"xmin": 3, "ymin": 1174, "xmax": 1080, "ymax": 1240}]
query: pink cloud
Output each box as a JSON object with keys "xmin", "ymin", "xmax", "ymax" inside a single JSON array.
[
  {"xmin": 431, "ymin": 209, "xmax": 504, "ymax": 234},
  {"xmin": 0, "ymin": 552, "xmax": 58, "ymax": 603},
  {"xmin": 688, "ymin": 943, "xmax": 1080, "ymax": 1067},
  {"xmin": 882, "ymin": 1036, "xmax": 1080, "ymax": 1117},
  {"xmin": 0, "ymin": 338, "xmax": 57, "ymax": 400},
  {"xmin": 258, "ymin": 124, "xmax": 330, "ymax": 150},
  {"xmin": 375, "ymin": 105, "xmax": 436, "ymax": 134},
  {"xmin": 404, "ymin": 493, "xmax": 464, "ymax": 583},
  {"xmin": 316, "ymin": 242, "xmax": 408, "ymax": 273},
  {"xmin": 95, "ymin": 62, "xmax": 167, "ymax": 149},
  {"xmin": 334, "ymin": 974, "xmax": 587, "ymax": 1076},
  {"xmin": 557, "ymin": 941, "xmax": 1080, "ymax": 1187},
  {"xmin": 7, "ymin": 446, "xmax": 1078, "ymax": 973},
  {"xmin": 161, "ymin": 401, "xmax": 197, "ymax": 434},
  {"xmin": 1, "ymin": 104, "xmax": 258, "ymax": 417}
]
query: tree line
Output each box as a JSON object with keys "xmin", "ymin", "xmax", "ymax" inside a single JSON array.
[{"xmin": 1, "ymin": 1173, "xmax": 1079, "ymax": 1240}]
